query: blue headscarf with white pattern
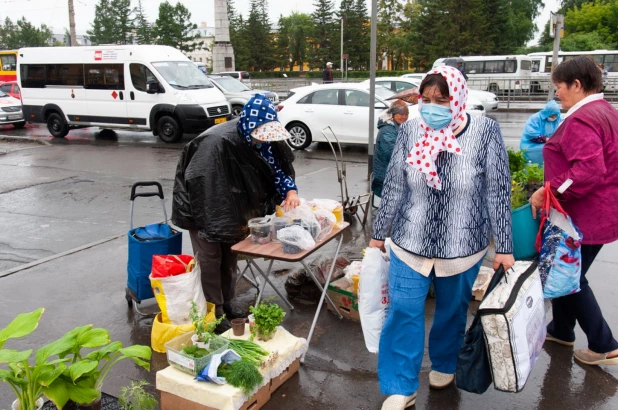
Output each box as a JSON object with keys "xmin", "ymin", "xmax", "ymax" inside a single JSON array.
[{"xmin": 237, "ymin": 94, "xmax": 297, "ymax": 198}]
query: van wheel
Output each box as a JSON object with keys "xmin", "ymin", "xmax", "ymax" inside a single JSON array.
[
  {"xmin": 13, "ymin": 121, "xmax": 26, "ymax": 129},
  {"xmin": 286, "ymin": 122, "xmax": 312, "ymax": 150},
  {"xmin": 232, "ymin": 105, "xmax": 244, "ymax": 117},
  {"xmin": 158, "ymin": 115, "xmax": 183, "ymax": 143},
  {"xmin": 47, "ymin": 113, "xmax": 69, "ymax": 138}
]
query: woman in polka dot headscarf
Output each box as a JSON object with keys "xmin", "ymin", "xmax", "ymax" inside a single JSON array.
[{"xmin": 368, "ymin": 66, "xmax": 514, "ymax": 409}]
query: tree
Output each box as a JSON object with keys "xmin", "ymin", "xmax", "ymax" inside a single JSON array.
[
  {"xmin": 134, "ymin": 0, "xmax": 154, "ymax": 44},
  {"xmin": 87, "ymin": 0, "xmax": 116, "ymax": 44},
  {"xmin": 244, "ymin": 0, "xmax": 276, "ymax": 70},
  {"xmin": 275, "ymin": 13, "xmax": 313, "ymax": 71},
  {"xmin": 563, "ymin": 0, "xmax": 618, "ymax": 47},
  {"xmin": 561, "ymin": 31, "xmax": 612, "ymax": 50},
  {"xmin": 309, "ymin": 0, "xmax": 338, "ymax": 70},
  {"xmin": 228, "ymin": 0, "xmax": 250, "ymax": 70},
  {"xmin": 377, "ymin": 0, "xmax": 403, "ymax": 69},
  {"xmin": 155, "ymin": 1, "xmax": 203, "ymax": 52},
  {"xmin": 0, "ymin": 17, "xmax": 52, "ymax": 49},
  {"xmin": 350, "ymin": 0, "xmax": 370, "ymax": 69},
  {"xmin": 111, "ymin": 0, "xmax": 134, "ymax": 44}
]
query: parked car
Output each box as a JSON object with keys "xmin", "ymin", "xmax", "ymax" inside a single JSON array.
[
  {"xmin": 212, "ymin": 71, "xmax": 251, "ymax": 84},
  {"xmin": 0, "ymin": 89, "xmax": 25, "ymax": 128},
  {"xmin": 207, "ymin": 75, "xmax": 279, "ymax": 117},
  {"xmin": 277, "ymin": 83, "xmax": 391, "ymax": 150},
  {"xmin": 0, "ymin": 81, "xmax": 20, "ymax": 99},
  {"xmin": 360, "ymin": 78, "xmax": 488, "ymax": 116}
]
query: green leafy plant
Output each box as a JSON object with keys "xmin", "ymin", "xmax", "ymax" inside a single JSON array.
[
  {"xmin": 511, "ymin": 180, "xmax": 528, "ymax": 210},
  {"xmin": 507, "ymin": 147, "xmax": 528, "ymax": 176},
  {"xmin": 0, "ymin": 308, "xmax": 152, "ymax": 410},
  {"xmin": 249, "ymin": 301, "xmax": 285, "ymax": 341},
  {"xmin": 512, "ymin": 163, "xmax": 544, "ymax": 186},
  {"xmin": 189, "ymin": 301, "xmax": 223, "ymax": 344},
  {"xmin": 227, "ymin": 339, "xmax": 269, "ymax": 366},
  {"xmin": 217, "ymin": 359, "xmax": 263, "ymax": 396},
  {"xmin": 118, "ymin": 381, "xmax": 158, "ymax": 410},
  {"xmin": 181, "ymin": 345, "xmax": 211, "ymax": 358}
]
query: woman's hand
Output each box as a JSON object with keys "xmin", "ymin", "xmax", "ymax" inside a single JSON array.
[
  {"xmin": 368, "ymin": 239, "xmax": 386, "ymax": 252},
  {"xmin": 494, "ymin": 253, "xmax": 515, "ymax": 271},
  {"xmin": 529, "ymin": 187, "xmax": 545, "ymax": 219},
  {"xmin": 281, "ymin": 190, "xmax": 301, "ymax": 212}
]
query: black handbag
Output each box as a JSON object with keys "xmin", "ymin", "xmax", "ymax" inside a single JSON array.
[{"xmin": 455, "ymin": 265, "xmax": 506, "ymax": 394}]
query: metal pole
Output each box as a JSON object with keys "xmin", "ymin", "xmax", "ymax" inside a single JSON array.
[
  {"xmin": 368, "ymin": 0, "xmax": 378, "ymax": 178},
  {"xmin": 548, "ymin": 13, "xmax": 563, "ymax": 101},
  {"xmin": 68, "ymin": 0, "xmax": 77, "ymax": 46},
  {"xmin": 341, "ymin": 18, "xmax": 344, "ymax": 81}
]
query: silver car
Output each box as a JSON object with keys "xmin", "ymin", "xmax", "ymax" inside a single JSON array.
[{"xmin": 207, "ymin": 75, "xmax": 279, "ymax": 117}]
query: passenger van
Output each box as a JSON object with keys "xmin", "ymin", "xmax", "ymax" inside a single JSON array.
[
  {"xmin": 0, "ymin": 50, "xmax": 18, "ymax": 82},
  {"xmin": 18, "ymin": 45, "xmax": 231, "ymax": 142},
  {"xmin": 433, "ymin": 55, "xmax": 532, "ymax": 92}
]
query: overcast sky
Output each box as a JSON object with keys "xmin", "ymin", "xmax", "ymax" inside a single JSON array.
[{"xmin": 3, "ymin": 0, "xmax": 558, "ymax": 45}]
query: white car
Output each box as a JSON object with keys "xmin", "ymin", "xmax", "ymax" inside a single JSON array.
[
  {"xmin": 393, "ymin": 75, "xmax": 499, "ymax": 112},
  {"xmin": 0, "ymin": 90, "xmax": 25, "ymax": 128},
  {"xmin": 359, "ymin": 78, "xmax": 487, "ymax": 116},
  {"xmin": 277, "ymin": 83, "xmax": 390, "ymax": 150}
]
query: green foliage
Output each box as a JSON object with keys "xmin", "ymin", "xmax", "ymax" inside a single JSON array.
[
  {"xmin": 508, "ymin": 148, "xmax": 544, "ymax": 209},
  {"xmin": 227, "ymin": 339, "xmax": 269, "ymax": 365},
  {"xmin": 275, "ymin": 13, "xmax": 314, "ymax": 71},
  {"xmin": 181, "ymin": 345, "xmax": 211, "ymax": 358},
  {"xmin": 218, "ymin": 359, "xmax": 263, "ymax": 396},
  {"xmin": 249, "ymin": 301, "xmax": 285, "ymax": 341},
  {"xmin": 0, "ymin": 309, "xmax": 151, "ymax": 410},
  {"xmin": 507, "ymin": 147, "xmax": 528, "ymax": 176},
  {"xmin": 309, "ymin": 0, "xmax": 339, "ymax": 70},
  {"xmin": 87, "ymin": 0, "xmax": 134, "ymax": 45},
  {"xmin": 305, "ymin": 70, "xmax": 417, "ymax": 79},
  {"xmin": 189, "ymin": 301, "xmax": 223, "ymax": 343},
  {"xmin": 245, "ymin": 0, "xmax": 277, "ymax": 71},
  {"xmin": 228, "ymin": 0, "xmax": 251, "ymax": 71},
  {"xmin": 249, "ymin": 71, "xmax": 302, "ymax": 78},
  {"xmin": 133, "ymin": 0, "xmax": 154, "ymax": 45},
  {"xmin": 119, "ymin": 381, "xmax": 158, "ymax": 410},
  {"xmin": 155, "ymin": 1, "xmax": 203, "ymax": 53},
  {"xmin": 511, "ymin": 180, "xmax": 528, "ymax": 209},
  {"xmin": 561, "ymin": 32, "xmax": 613, "ymax": 51},
  {"xmin": 0, "ymin": 17, "xmax": 52, "ymax": 49},
  {"xmin": 561, "ymin": 0, "xmax": 618, "ymax": 50}
]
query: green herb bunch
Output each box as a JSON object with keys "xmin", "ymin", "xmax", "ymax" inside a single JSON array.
[
  {"xmin": 512, "ymin": 163, "xmax": 544, "ymax": 186},
  {"xmin": 507, "ymin": 147, "xmax": 528, "ymax": 176},
  {"xmin": 249, "ymin": 301, "xmax": 285, "ymax": 341},
  {"xmin": 228, "ymin": 339, "xmax": 269, "ymax": 365},
  {"xmin": 511, "ymin": 180, "xmax": 528, "ymax": 209},
  {"xmin": 189, "ymin": 301, "xmax": 224, "ymax": 343},
  {"xmin": 218, "ymin": 359, "xmax": 263, "ymax": 396},
  {"xmin": 119, "ymin": 381, "xmax": 158, "ymax": 410}
]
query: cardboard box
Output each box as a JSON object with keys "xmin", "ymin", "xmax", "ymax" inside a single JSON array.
[
  {"xmin": 160, "ymin": 358, "xmax": 301, "ymax": 410},
  {"xmin": 326, "ymin": 277, "xmax": 360, "ymax": 321}
]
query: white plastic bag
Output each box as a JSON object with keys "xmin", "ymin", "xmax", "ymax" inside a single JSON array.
[
  {"xmin": 284, "ymin": 204, "xmax": 321, "ymax": 240},
  {"xmin": 358, "ymin": 247, "xmax": 390, "ymax": 353},
  {"xmin": 150, "ymin": 261, "xmax": 208, "ymax": 325},
  {"xmin": 314, "ymin": 209, "xmax": 336, "ymax": 242},
  {"xmin": 277, "ymin": 225, "xmax": 316, "ymax": 253}
]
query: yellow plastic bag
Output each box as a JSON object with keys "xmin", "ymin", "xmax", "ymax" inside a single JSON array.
[{"xmin": 151, "ymin": 302, "xmax": 216, "ymax": 353}]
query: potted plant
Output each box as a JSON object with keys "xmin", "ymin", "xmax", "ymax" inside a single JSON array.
[
  {"xmin": 0, "ymin": 308, "xmax": 152, "ymax": 410},
  {"xmin": 118, "ymin": 381, "xmax": 158, "ymax": 410},
  {"xmin": 508, "ymin": 148, "xmax": 543, "ymax": 260},
  {"xmin": 249, "ymin": 301, "xmax": 285, "ymax": 342}
]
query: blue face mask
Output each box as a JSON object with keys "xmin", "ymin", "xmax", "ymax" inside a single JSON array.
[{"xmin": 420, "ymin": 103, "xmax": 452, "ymax": 130}]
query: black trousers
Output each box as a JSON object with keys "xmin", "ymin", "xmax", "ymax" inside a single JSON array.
[
  {"xmin": 189, "ymin": 231, "xmax": 238, "ymax": 317},
  {"xmin": 548, "ymin": 244, "xmax": 618, "ymax": 353}
]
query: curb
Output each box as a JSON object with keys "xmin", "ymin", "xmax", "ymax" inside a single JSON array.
[{"xmin": 0, "ymin": 135, "xmax": 51, "ymax": 145}]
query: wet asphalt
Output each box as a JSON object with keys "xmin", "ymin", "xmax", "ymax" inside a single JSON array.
[{"xmin": 1, "ymin": 112, "xmax": 617, "ymax": 410}]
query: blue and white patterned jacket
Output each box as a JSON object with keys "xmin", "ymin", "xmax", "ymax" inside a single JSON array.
[{"xmin": 372, "ymin": 115, "xmax": 513, "ymax": 258}]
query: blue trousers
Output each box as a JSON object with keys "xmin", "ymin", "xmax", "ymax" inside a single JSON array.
[{"xmin": 378, "ymin": 251, "xmax": 483, "ymax": 395}]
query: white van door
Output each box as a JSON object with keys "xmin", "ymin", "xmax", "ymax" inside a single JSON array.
[
  {"xmin": 83, "ymin": 63, "xmax": 128, "ymax": 125},
  {"xmin": 126, "ymin": 63, "xmax": 163, "ymax": 129}
]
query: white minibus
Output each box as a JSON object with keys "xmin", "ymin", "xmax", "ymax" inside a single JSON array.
[
  {"xmin": 433, "ymin": 55, "xmax": 532, "ymax": 92},
  {"xmin": 18, "ymin": 45, "xmax": 231, "ymax": 143}
]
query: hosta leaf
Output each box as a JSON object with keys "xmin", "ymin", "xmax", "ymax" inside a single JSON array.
[
  {"xmin": 119, "ymin": 345, "xmax": 152, "ymax": 360},
  {"xmin": 39, "ymin": 363, "xmax": 67, "ymax": 387},
  {"xmin": 129, "ymin": 357, "xmax": 150, "ymax": 371},
  {"xmin": 67, "ymin": 381, "xmax": 100, "ymax": 404},
  {"xmin": 42, "ymin": 379, "xmax": 70, "ymax": 409},
  {"xmin": 0, "ymin": 308, "xmax": 44, "ymax": 348},
  {"xmin": 97, "ymin": 341, "xmax": 122, "ymax": 360},
  {"xmin": 0, "ymin": 349, "xmax": 32, "ymax": 364},
  {"xmin": 69, "ymin": 360, "xmax": 99, "ymax": 382},
  {"xmin": 77, "ymin": 328, "xmax": 110, "ymax": 349}
]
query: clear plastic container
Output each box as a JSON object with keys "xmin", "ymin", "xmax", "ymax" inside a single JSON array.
[
  {"xmin": 271, "ymin": 217, "xmax": 290, "ymax": 243},
  {"xmin": 248, "ymin": 217, "xmax": 272, "ymax": 245},
  {"xmin": 165, "ymin": 331, "xmax": 230, "ymax": 376}
]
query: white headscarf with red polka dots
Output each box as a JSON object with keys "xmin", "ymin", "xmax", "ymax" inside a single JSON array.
[{"xmin": 407, "ymin": 65, "xmax": 468, "ymax": 190}]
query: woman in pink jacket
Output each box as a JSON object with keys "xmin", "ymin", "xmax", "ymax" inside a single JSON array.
[{"xmin": 530, "ymin": 56, "xmax": 618, "ymax": 366}]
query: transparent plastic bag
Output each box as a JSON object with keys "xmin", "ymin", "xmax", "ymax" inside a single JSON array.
[
  {"xmin": 314, "ymin": 209, "xmax": 336, "ymax": 242},
  {"xmin": 277, "ymin": 225, "xmax": 316, "ymax": 253},
  {"xmin": 285, "ymin": 204, "xmax": 321, "ymax": 240}
]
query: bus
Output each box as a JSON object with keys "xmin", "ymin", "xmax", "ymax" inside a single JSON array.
[
  {"xmin": 0, "ymin": 50, "xmax": 18, "ymax": 82},
  {"xmin": 433, "ymin": 55, "xmax": 532, "ymax": 92},
  {"xmin": 528, "ymin": 50, "xmax": 618, "ymax": 91}
]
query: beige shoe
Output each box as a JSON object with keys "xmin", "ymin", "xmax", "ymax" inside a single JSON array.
[
  {"xmin": 574, "ymin": 348, "xmax": 618, "ymax": 366},
  {"xmin": 381, "ymin": 393, "xmax": 417, "ymax": 410},
  {"xmin": 429, "ymin": 370, "xmax": 454, "ymax": 389},
  {"xmin": 545, "ymin": 333, "xmax": 575, "ymax": 347}
]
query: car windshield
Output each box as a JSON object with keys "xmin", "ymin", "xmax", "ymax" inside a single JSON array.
[
  {"xmin": 151, "ymin": 61, "xmax": 213, "ymax": 89},
  {"xmin": 0, "ymin": 90, "xmax": 8, "ymax": 98},
  {"xmin": 374, "ymin": 86, "xmax": 396, "ymax": 99},
  {"xmin": 212, "ymin": 77, "xmax": 251, "ymax": 92}
]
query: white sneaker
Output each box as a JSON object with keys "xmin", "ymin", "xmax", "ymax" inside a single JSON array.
[
  {"xmin": 429, "ymin": 370, "xmax": 454, "ymax": 389},
  {"xmin": 381, "ymin": 393, "xmax": 417, "ymax": 410}
]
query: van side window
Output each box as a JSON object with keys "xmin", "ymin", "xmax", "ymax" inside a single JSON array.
[
  {"xmin": 1, "ymin": 54, "xmax": 16, "ymax": 71},
  {"xmin": 20, "ymin": 65, "xmax": 46, "ymax": 88},
  {"xmin": 85, "ymin": 64, "xmax": 124, "ymax": 90},
  {"xmin": 46, "ymin": 64, "xmax": 84, "ymax": 86},
  {"xmin": 130, "ymin": 63, "xmax": 156, "ymax": 92}
]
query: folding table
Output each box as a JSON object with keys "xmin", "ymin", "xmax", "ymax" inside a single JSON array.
[{"xmin": 231, "ymin": 222, "xmax": 350, "ymax": 362}]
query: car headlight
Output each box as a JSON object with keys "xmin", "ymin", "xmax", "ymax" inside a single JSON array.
[{"xmin": 485, "ymin": 96, "xmax": 495, "ymax": 102}]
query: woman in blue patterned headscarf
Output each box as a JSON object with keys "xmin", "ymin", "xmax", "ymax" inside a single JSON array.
[{"xmin": 237, "ymin": 94, "xmax": 300, "ymax": 210}]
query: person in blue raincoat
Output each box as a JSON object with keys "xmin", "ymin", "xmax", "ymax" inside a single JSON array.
[
  {"xmin": 372, "ymin": 99, "xmax": 409, "ymax": 198},
  {"xmin": 520, "ymin": 100, "xmax": 561, "ymax": 165}
]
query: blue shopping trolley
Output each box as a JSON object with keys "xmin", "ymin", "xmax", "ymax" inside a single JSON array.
[{"xmin": 125, "ymin": 181, "xmax": 182, "ymax": 316}]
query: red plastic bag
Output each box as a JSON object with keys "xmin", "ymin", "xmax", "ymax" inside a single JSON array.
[{"xmin": 151, "ymin": 254, "xmax": 195, "ymax": 278}]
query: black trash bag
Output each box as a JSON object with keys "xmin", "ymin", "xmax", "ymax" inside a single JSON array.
[
  {"xmin": 171, "ymin": 118, "xmax": 295, "ymax": 243},
  {"xmin": 456, "ymin": 265, "xmax": 506, "ymax": 394}
]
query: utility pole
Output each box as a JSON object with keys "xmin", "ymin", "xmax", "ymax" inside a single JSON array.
[
  {"xmin": 368, "ymin": 0, "xmax": 377, "ymax": 177},
  {"xmin": 340, "ymin": 17, "xmax": 344, "ymax": 81},
  {"xmin": 68, "ymin": 0, "xmax": 77, "ymax": 46},
  {"xmin": 548, "ymin": 12, "xmax": 563, "ymax": 101}
]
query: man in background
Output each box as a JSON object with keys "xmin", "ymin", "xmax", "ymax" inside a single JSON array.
[{"xmin": 323, "ymin": 62, "xmax": 334, "ymax": 84}]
